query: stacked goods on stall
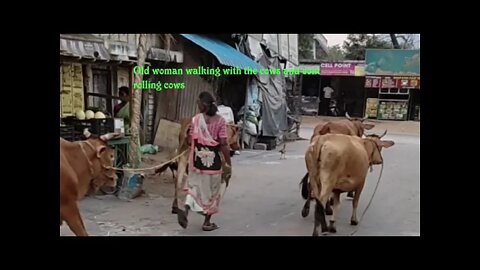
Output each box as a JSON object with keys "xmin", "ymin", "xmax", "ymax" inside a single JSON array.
[
  {"xmin": 377, "ymin": 101, "xmax": 391, "ymax": 120},
  {"xmin": 60, "ymin": 124, "xmax": 75, "ymax": 141},
  {"xmin": 60, "ymin": 63, "xmax": 84, "ymax": 117},
  {"xmin": 71, "ymin": 119, "xmax": 114, "ymax": 139},
  {"xmin": 377, "ymin": 100, "xmax": 408, "ymax": 120},
  {"xmin": 414, "ymin": 106, "xmax": 420, "ymax": 121},
  {"xmin": 365, "ymin": 98, "xmax": 378, "ymax": 118},
  {"xmin": 63, "ymin": 110, "xmax": 114, "ymax": 140}
]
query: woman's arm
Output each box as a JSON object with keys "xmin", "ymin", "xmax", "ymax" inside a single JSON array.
[
  {"xmin": 220, "ymin": 138, "xmax": 231, "ymax": 166},
  {"xmin": 218, "ymin": 118, "xmax": 231, "ymax": 166}
]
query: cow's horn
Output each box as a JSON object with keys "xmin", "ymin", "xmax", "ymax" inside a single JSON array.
[
  {"xmin": 83, "ymin": 128, "xmax": 91, "ymax": 138},
  {"xmin": 100, "ymin": 133, "xmax": 120, "ymax": 141},
  {"xmin": 345, "ymin": 112, "xmax": 352, "ymax": 120},
  {"xmin": 380, "ymin": 130, "xmax": 387, "ymax": 138}
]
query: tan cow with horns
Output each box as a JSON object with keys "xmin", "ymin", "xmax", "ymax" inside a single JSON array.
[
  {"xmin": 301, "ymin": 130, "xmax": 394, "ymax": 236},
  {"xmin": 60, "ymin": 129, "xmax": 119, "ymax": 236}
]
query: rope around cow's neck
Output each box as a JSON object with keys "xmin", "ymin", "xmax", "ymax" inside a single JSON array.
[
  {"xmin": 79, "ymin": 141, "xmax": 96, "ymax": 176},
  {"xmin": 105, "ymin": 149, "xmax": 189, "ymax": 172},
  {"xmin": 349, "ymin": 162, "xmax": 384, "ymax": 236}
]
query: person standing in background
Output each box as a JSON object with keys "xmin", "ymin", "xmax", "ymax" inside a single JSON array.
[
  {"xmin": 322, "ymin": 85, "xmax": 334, "ymax": 115},
  {"xmin": 114, "ymin": 86, "xmax": 130, "ymax": 131}
]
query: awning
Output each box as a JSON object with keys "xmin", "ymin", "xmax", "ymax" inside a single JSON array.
[
  {"xmin": 147, "ymin": 47, "xmax": 183, "ymax": 63},
  {"xmin": 180, "ymin": 34, "xmax": 261, "ymax": 70},
  {"xmin": 60, "ymin": 34, "xmax": 110, "ymax": 61}
]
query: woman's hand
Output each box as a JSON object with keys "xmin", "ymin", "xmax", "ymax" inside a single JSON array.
[{"xmin": 222, "ymin": 163, "xmax": 232, "ymax": 187}]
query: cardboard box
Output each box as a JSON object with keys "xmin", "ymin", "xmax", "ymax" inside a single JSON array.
[{"xmin": 114, "ymin": 118, "xmax": 125, "ymax": 134}]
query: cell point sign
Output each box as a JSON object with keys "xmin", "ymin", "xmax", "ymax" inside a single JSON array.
[{"xmin": 320, "ymin": 62, "xmax": 363, "ymax": 76}]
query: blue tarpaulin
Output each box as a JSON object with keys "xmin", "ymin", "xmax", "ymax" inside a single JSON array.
[{"xmin": 180, "ymin": 34, "xmax": 262, "ymax": 71}]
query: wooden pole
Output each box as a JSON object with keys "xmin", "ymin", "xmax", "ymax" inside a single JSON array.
[
  {"xmin": 240, "ymin": 76, "xmax": 250, "ymax": 149},
  {"xmin": 129, "ymin": 34, "xmax": 147, "ymax": 168}
]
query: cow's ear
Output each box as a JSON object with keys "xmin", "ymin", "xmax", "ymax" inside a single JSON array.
[
  {"xmin": 319, "ymin": 123, "xmax": 330, "ymax": 135},
  {"xmin": 363, "ymin": 123, "xmax": 375, "ymax": 130},
  {"xmin": 96, "ymin": 146, "xmax": 107, "ymax": 158},
  {"xmin": 381, "ymin": 140, "xmax": 395, "ymax": 148}
]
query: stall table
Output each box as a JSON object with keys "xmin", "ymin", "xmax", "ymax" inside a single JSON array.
[{"xmin": 107, "ymin": 136, "xmax": 130, "ymax": 168}]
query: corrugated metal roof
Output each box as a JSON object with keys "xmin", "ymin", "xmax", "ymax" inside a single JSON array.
[
  {"xmin": 147, "ymin": 48, "xmax": 183, "ymax": 63},
  {"xmin": 60, "ymin": 34, "xmax": 110, "ymax": 61},
  {"xmin": 180, "ymin": 34, "xmax": 261, "ymax": 70}
]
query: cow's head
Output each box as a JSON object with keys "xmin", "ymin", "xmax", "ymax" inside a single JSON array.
[
  {"xmin": 363, "ymin": 130, "xmax": 395, "ymax": 165},
  {"xmin": 83, "ymin": 129, "xmax": 118, "ymax": 191},
  {"xmin": 345, "ymin": 112, "xmax": 375, "ymax": 137},
  {"xmin": 227, "ymin": 124, "xmax": 240, "ymax": 151}
]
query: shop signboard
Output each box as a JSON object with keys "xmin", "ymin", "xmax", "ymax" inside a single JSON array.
[
  {"xmin": 354, "ymin": 65, "xmax": 365, "ymax": 76},
  {"xmin": 365, "ymin": 49, "xmax": 420, "ymax": 76},
  {"xmin": 365, "ymin": 76, "xmax": 381, "ymax": 88},
  {"xmin": 320, "ymin": 62, "xmax": 362, "ymax": 76},
  {"xmin": 393, "ymin": 76, "xmax": 420, "ymax": 88},
  {"xmin": 365, "ymin": 76, "xmax": 420, "ymax": 89}
]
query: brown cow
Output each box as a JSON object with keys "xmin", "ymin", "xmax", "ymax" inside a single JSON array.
[
  {"xmin": 301, "ymin": 113, "xmax": 375, "ymax": 218},
  {"xmin": 311, "ymin": 113, "xmax": 374, "ymax": 140},
  {"xmin": 154, "ymin": 117, "xmax": 239, "ymax": 214},
  {"xmin": 301, "ymin": 131, "xmax": 394, "ymax": 236},
  {"xmin": 60, "ymin": 130, "xmax": 118, "ymax": 236}
]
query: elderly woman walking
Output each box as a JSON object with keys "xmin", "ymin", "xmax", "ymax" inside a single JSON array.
[{"xmin": 177, "ymin": 91, "xmax": 232, "ymax": 231}]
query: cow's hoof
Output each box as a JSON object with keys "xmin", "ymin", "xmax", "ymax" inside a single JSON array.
[
  {"xmin": 328, "ymin": 223, "xmax": 337, "ymax": 233},
  {"xmin": 350, "ymin": 220, "xmax": 358, "ymax": 226},
  {"xmin": 177, "ymin": 210, "xmax": 188, "ymax": 229},
  {"xmin": 301, "ymin": 207, "xmax": 310, "ymax": 218},
  {"xmin": 325, "ymin": 207, "xmax": 333, "ymax": 215}
]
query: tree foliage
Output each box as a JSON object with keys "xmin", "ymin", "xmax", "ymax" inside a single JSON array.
[
  {"xmin": 388, "ymin": 34, "xmax": 418, "ymax": 49},
  {"xmin": 324, "ymin": 45, "xmax": 345, "ymax": 61},
  {"xmin": 342, "ymin": 34, "xmax": 419, "ymax": 60},
  {"xmin": 298, "ymin": 34, "xmax": 314, "ymax": 60},
  {"xmin": 342, "ymin": 34, "xmax": 392, "ymax": 60}
]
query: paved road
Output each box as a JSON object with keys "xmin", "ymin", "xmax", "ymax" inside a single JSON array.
[{"xmin": 60, "ymin": 127, "xmax": 420, "ymax": 236}]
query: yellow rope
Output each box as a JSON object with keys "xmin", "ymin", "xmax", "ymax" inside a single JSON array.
[
  {"xmin": 107, "ymin": 149, "xmax": 188, "ymax": 172},
  {"xmin": 108, "ymin": 123, "xmax": 235, "ymax": 173},
  {"xmin": 349, "ymin": 163, "xmax": 384, "ymax": 236}
]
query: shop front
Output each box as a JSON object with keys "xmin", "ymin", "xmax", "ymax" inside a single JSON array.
[
  {"xmin": 364, "ymin": 49, "xmax": 420, "ymax": 121},
  {"xmin": 364, "ymin": 76, "xmax": 420, "ymax": 120},
  {"xmin": 60, "ymin": 34, "xmax": 137, "ymax": 185},
  {"xmin": 318, "ymin": 61, "xmax": 365, "ymax": 117}
]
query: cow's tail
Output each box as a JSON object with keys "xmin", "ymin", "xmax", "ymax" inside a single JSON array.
[
  {"xmin": 304, "ymin": 138, "xmax": 323, "ymax": 200},
  {"xmin": 300, "ymin": 172, "xmax": 309, "ymax": 200}
]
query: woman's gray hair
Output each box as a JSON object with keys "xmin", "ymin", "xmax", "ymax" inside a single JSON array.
[{"xmin": 199, "ymin": 91, "xmax": 218, "ymax": 116}]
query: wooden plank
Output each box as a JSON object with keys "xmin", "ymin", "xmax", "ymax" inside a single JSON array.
[
  {"xmin": 153, "ymin": 119, "xmax": 181, "ymax": 151},
  {"xmin": 85, "ymin": 92, "xmax": 122, "ymax": 100}
]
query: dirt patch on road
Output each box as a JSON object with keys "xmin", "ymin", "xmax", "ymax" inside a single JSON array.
[
  {"xmin": 301, "ymin": 115, "xmax": 420, "ymax": 135},
  {"xmin": 141, "ymin": 151, "xmax": 177, "ymax": 199}
]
